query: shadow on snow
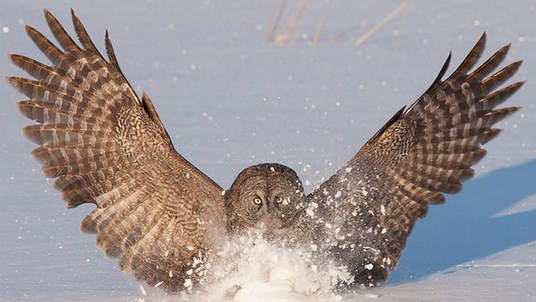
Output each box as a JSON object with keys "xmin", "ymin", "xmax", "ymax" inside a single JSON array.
[{"xmin": 388, "ymin": 157, "xmax": 536, "ymax": 284}]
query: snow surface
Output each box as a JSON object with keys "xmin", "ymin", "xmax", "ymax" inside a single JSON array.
[{"xmin": 1, "ymin": 1, "xmax": 536, "ymax": 301}]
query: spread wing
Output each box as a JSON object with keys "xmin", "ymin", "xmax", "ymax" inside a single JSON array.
[
  {"xmin": 7, "ymin": 9, "xmax": 227, "ymax": 293},
  {"xmin": 306, "ymin": 33, "xmax": 523, "ymax": 286}
]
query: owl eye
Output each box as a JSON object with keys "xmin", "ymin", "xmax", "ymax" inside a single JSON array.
[
  {"xmin": 253, "ymin": 197, "xmax": 262, "ymax": 205},
  {"xmin": 275, "ymin": 196, "xmax": 284, "ymax": 204}
]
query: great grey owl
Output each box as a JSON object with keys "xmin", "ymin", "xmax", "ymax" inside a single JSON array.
[{"xmin": 7, "ymin": 9, "xmax": 523, "ymax": 293}]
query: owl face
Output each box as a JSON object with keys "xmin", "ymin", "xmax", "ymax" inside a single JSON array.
[{"xmin": 227, "ymin": 164, "xmax": 305, "ymax": 235}]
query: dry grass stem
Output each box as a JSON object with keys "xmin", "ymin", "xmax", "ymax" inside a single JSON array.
[
  {"xmin": 326, "ymin": 32, "xmax": 345, "ymax": 44},
  {"xmin": 313, "ymin": 21, "xmax": 324, "ymax": 44},
  {"xmin": 264, "ymin": 0, "xmax": 287, "ymax": 44},
  {"xmin": 274, "ymin": 0, "xmax": 311, "ymax": 46},
  {"xmin": 265, "ymin": 0, "xmax": 408, "ymax": 46},
  {"xmin": 355, "ymin": 2, "xmax": 408, "ymax": 45},
  {"xmin": 360, "ymin": 20, "xmax": 367, "ymax": 34}
]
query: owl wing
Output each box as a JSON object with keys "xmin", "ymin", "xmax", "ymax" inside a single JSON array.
[
  {"xmin": 306, "ymin": 33, "xmax": 523, "ymax": 286},
  {"xmin": 7, "ymin": 9, "xmax": 227, "ymax": 293}
]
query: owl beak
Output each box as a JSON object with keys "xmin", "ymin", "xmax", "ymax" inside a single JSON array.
[{"xmin": 267, "ymin": 214, "xmax": 285, "ymax": 230}]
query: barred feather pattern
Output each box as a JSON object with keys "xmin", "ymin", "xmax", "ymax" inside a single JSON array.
[
  {"xmin": 7, "ymin": 9, "xmax": 227, "ymax": 293},
  {"xmin": 307, "ymin": 33, "xmax": 523, "ymax": 287}
]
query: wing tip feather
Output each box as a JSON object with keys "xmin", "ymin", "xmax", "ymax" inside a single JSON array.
[
  {"xmin": 6, "ymin": 54, "xmax": 27, "ymax": 71},
  {"xmin": 43, "ymin": 8, "xmax": 53, "ymax": 19},
  {"xmin": 488, "ymin": 106, "xmax": 521, "ymax": 126},
  {"xmin": 21, "ymin": 124, "xmax": 43, "ymax": 145},
  {"xmin": 468, "ymin": 149, "xmax": 487, "ymax": 167},
  {"xmin": 65, "ymin": 197, "xmax": 88, "ymax": 209},
  {"xmin": 16, "ymin": 100, "xmax": 37, "ymax": 121},
  {"xmin": 81, "ymin": 214, "xmax": 98, "ymax": 234},
  {"xmin": 507, "ymin": 60, "xmax": 524, "ymax": 74},
  {"xmin": 459, "ymin": 168, "xmax": 475, "ymax": 182},
  {"xmin": 23, "ymin": 24, "xmax": 32, "ymax": 34},
  {"xmin": 445, "ymin": 183, "xmax": 463, "ymax": 194},
  {"xmin": 4, "ymin": 75, "xmax": 19, "ymax": 88},
  {"xmin": 429, "ymin": 192, "xmax": 446, "ymax": 205}
]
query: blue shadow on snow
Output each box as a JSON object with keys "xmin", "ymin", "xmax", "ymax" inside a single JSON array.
[{"xmin": 388, "ymin": 157, "xmax": 536, "ymax": 284}]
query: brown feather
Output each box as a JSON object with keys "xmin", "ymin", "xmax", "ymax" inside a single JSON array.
[
  {"xmin": 307, "ymin": 33, "xmax": 522, "ymax": 287},
  {"xmin": 25, "ymin": 25, "xmax": 64, "ymax": 64},
  {"xmin": 8, "ymin": 9, "xmax": 228, "ymax": 293}
]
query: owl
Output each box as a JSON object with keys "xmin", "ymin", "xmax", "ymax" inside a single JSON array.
[{"xmin": 7, "ymin": 9, "xmax": 523, "ymax": 293}]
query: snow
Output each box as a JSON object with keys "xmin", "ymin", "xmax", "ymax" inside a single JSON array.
[
  {"xmin": 1, "ymin": 0, "xmax": 536, "ymax": 301},
  {"xmin": 198, "ymin": 236, "xmax": 350, "ymax": 302}
]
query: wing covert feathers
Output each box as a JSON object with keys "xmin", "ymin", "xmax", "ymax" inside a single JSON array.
[
  {"xmin": 308, "ymin": 33, "xmax": 523, "ymax": 287},
  {"xmin": 8, "ymin": 9, "xmax": 226, "ymax": 293}
]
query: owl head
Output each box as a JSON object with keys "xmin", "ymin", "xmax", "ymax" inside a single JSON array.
[{"xmin": 225, "ymin": 163, "xmax": 306, "ymax": 236}]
